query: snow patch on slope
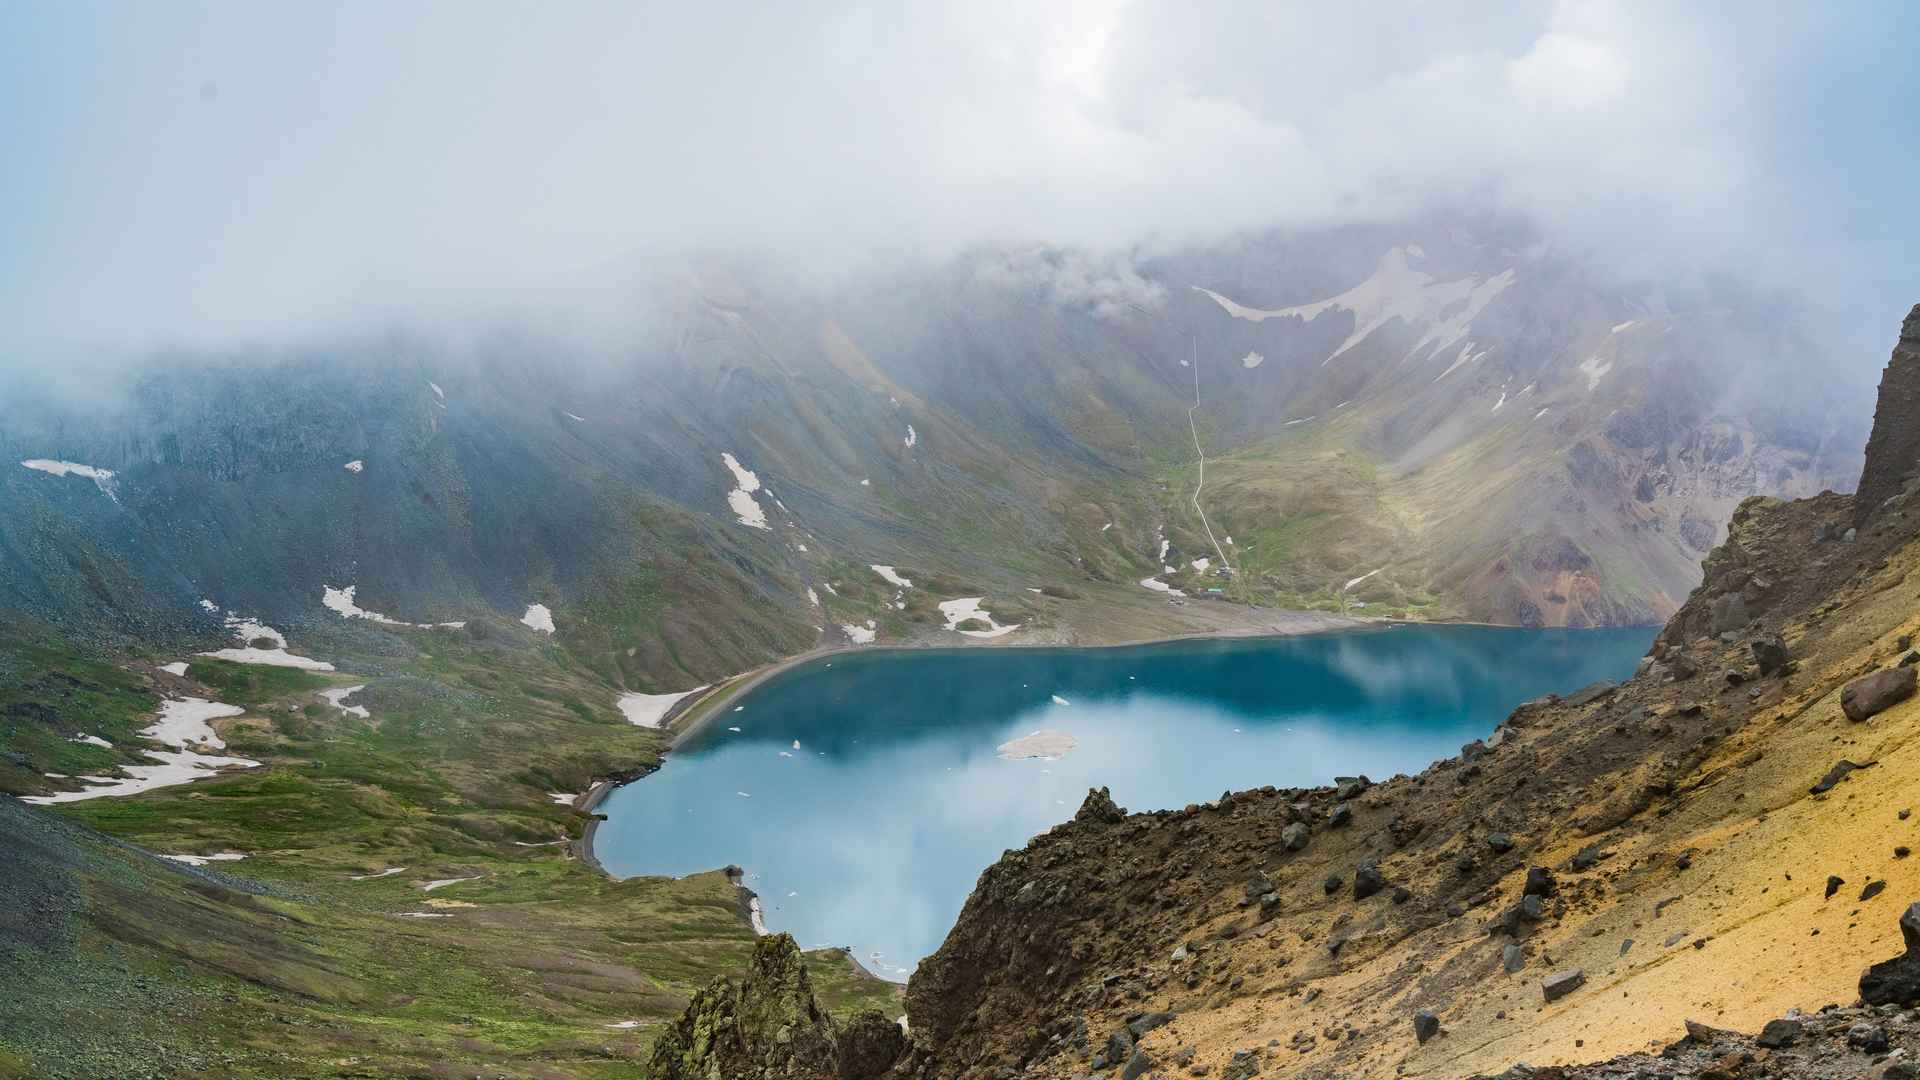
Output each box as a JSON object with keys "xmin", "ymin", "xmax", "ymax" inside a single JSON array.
[
  {"xmin": 21, "ymin": 459, "xmax": 118, "ymax": 499},
  {"xmin": 937, "ymin": 597, "xmax": 1021, "ymax": 639},
  {"xmin": 521, "ymin": 604, "xmax": 555, "ymax": 634},
  {"xmin": 721, "ymin": 452, "xmax": 770, "ymax": 530},
  {"xmin": 617, "ymin": 687, "xmax": 707, "ymax": 729},
  {"xmin": 1192, "ymin": 248, "xmax": 1516, "ymax": 368}
]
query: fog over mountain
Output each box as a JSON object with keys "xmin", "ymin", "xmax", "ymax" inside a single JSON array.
[{"xmin": 2, "ymin": 1, "xmax": 1915, "ymax": 371}]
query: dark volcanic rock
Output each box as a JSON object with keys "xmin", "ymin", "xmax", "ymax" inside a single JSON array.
[
  {"xmin": 1414, "ymin": 1010, "xmax": 1441, "ymax": 1044},
  {"xmin": 1855, "ymin": 303, "xmax": 1920, "ymax": 527},
  {"xmin": 1841, "ymin": 666, "xmax": 1916, "ymax": 721},
  {"xmin": 1755, "ymin": 1017, "xmax": 1802, "ymax": 1048},
  {"xmin": 1810, "ymin": 759, "xmax": 1872, "ymax": 794},
  {"xmin": 1860, "ymin": 902, "xmax": 1920, "ymax": 1005},
  {"xmin": 1354, "ymin": 863, "xmax": 1386, "ymax": 900},
  {"xmin": 1524, "ymin": 866, "xmax": 1557, "ymax": 898},
  {"xmin": 648, "ymin": 934, "xmax": 904, "ymax": 1080},
  {"xmin": 1280, "ymin": 822, "xmax": 1310, "ymax": 851},
  {"xmin": 1751, "ymin": 634, "xmax": 1790, "ymax": 676},
  {"xmin": 1076, "ymin": 786, "xmax": 1127, "ymax": 824}
]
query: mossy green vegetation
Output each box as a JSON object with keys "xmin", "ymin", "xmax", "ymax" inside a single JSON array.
[{"xmin": 0, "ymin": 619, "xmax": 899, "ymax": 1078}]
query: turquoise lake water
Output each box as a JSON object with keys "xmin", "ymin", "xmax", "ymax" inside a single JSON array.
[{"xmin": 594, "ymin": 624, "xmax": 1654, "ymax": 980}]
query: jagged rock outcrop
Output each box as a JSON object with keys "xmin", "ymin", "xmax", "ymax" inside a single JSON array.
[
  {"xmin": 648, "ymin": 934, "xmax": 904, "ymax": 1080},
  {"xmin": 1855, "ymin": 303, "xmax": 1920, "ymax": 526}
]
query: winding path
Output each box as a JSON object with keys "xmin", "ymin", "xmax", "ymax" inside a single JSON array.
[{"xmin": 1186, "ymin": 337, "xmax": 1232, "ymax": 572}]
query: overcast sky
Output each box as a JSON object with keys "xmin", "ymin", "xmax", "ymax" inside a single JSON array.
[{"xmin": 1, "ymin": 1, "xmax": 1914, "ymax": 363}]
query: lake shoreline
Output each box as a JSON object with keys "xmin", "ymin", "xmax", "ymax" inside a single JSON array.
[
  {"xmin": 577, "ymin": 610, "xmax": 1374, "ymax": 877},
  {"xmin": 578, "ymin": 617, "xmax": 1657, "ymax": 973},
  {"xmin": 580, "ymin": 609, "xmax": 1593, "ymax": 874}
]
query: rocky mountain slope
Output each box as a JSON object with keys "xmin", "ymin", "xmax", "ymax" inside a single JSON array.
[
  {"xmin": 0, "ymin": 220, "xmax": 1863, "ymax": 708},
  {"xmin": 647, "ymin": 303, "xmax": 1920, "ymax": 1079}
]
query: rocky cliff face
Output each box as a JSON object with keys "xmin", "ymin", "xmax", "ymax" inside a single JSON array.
[
  {"xmin": 648, "ymin": 934, "xmax": 905, "ymax": 1080},
  {"xmin": 867, "ymin": 302, "xmax": 1920, "ymax": 1078},
  {"xmin": 1855, "ymin": 304, "xmax": 1920, "ymax": 527}
]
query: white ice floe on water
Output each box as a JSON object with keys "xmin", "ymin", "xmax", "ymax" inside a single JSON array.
[
  {"xmin": 321, "ymin": 685, "xmax": 370, "ymax": 719},
  {"xmin": 904, "ymin": 424, "xmax": 917, "ymax": 447},
  {"xmin": 721, "ymin": 452, "xmax": 771, "ymax": 529},
  {"xmin": 1050, "ymin": 694, "xmax": 1071, "ymax": 706},
  {"xmin": 998, "ymin": 729, "xmax": 1077, "ymax": 760},
  {"xmin": 145, "ymin": 697, "xmax": 244, "ymax": 750},
  {"xmin": 842, "ymin": 623, "xmax": 877, "ymax": 644},
  {"xmin": 521, "ymin": 603, "xmax": 555, "ymax": 634},
  {"xmin": 617, "ymin": 686, "xmax": 707, "ymax": 729},
  {"xmin": 161, "ymin": 852, "xmax": 247, "ymax": 866},
  {"xmin": 21, "ymin": 459, "xmax": 118, "ymax": 499},
  {"xmin": 1139, "ymin": 577, "xmax": 1186, "ymax": 597},
  {"xmin": 937, "ymin": 597, "xmax": 1021, "ymax": 639},
  {"xmin": 343, "ymin": 460, "xmax": 364, "ymax": 473},
  {"xmin": 1191, "ymin": 557, "xmax": 1211, "ymax": 572},
  {"xmin": 1242, "ymin": 351, "xmax": 1265, "ymax": 369},
  {"xmin": 350, "ymin": 867, "xmax": 408, "ymax": 880},
  {"xmin": 159, "ymin": 662, "xmax": 189, "ymax": 676},
  {"xmin": 870, "ymin": 565, "xmax": 912, "ymax": 588}
]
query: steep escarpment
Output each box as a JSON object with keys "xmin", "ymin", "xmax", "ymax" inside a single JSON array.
[
  {"xmin": 874, "ymin": 302, "xmax": 1920, "ymax": 1078},
  {"xmin": 1854, "ymin": 305, "xmax": 1920, "ymax": 525}
]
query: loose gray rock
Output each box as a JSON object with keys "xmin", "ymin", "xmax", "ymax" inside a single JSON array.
[
  {"xmin": 1281, "ymin": 822, "xmax": 1309, "ymax": 852},
  {"xmin": 1502, "ymin": 943, "xmax": 1525, "ymax": 973},
  {"xmin": 1327, "ymin": 802, "xmax": 1353, "ymax": 828},
  {"xmin": 1541, "ymin": 969, "xmax": 1585, "ymax": 1002},
  {"xmin": 1127, "ymin": 1012, "xmax": 1174, "ymax": 1039},
  {"xmin": 1121, "ymin": 1047, "xmax": 1155, "ymax": 1080},
  {"xmin": 1842, "ymin": 666, "xmax": 1917, "ymax": 722},
  {"xmin": 1563, "ymin": 681, "xmax": 1618, "ymax": 708},
  {"xmin": 1486, "ymin": 833, "xmax": 1514, "ymax": 854}
]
